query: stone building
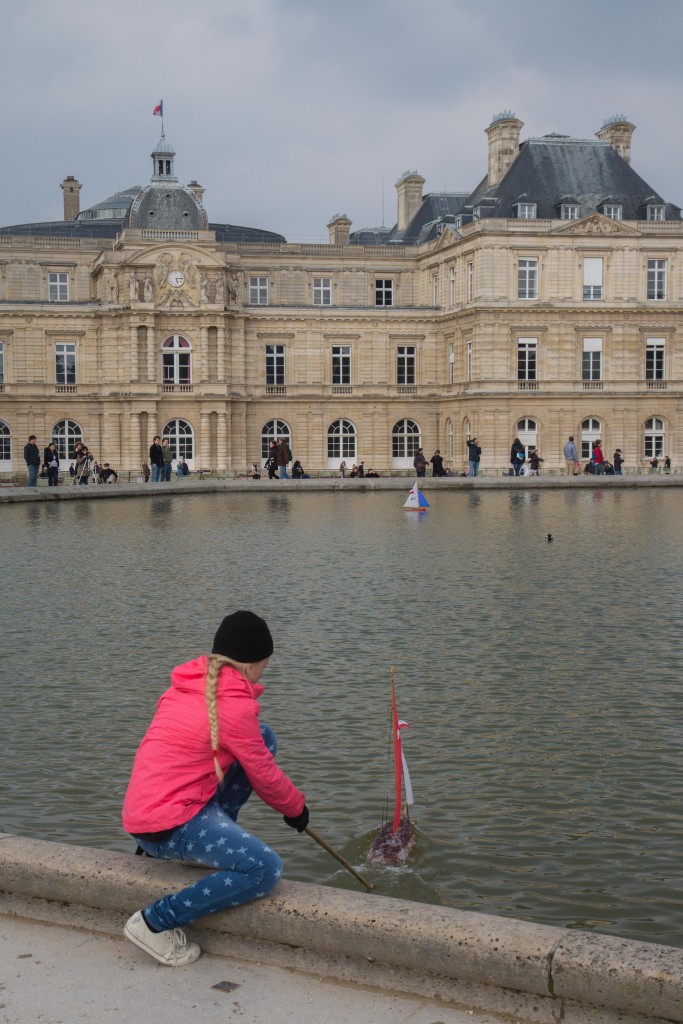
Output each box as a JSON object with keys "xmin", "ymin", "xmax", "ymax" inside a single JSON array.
[{"xmin": 0, "ymin": 113, "xmax": 681, "ymax": 476}]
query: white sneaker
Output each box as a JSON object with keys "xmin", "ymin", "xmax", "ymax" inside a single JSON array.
[{"xmin": 124, "ymin": 910, "xmax": 201, "ymax": 966}]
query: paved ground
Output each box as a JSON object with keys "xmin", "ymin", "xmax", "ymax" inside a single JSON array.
[{"xmin": 0, "ymin": 913, "xmax": 503, "ymax": 1024}]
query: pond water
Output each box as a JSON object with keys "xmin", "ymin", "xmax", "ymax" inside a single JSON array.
[{"xmin": 2, "ymin": 488, "xmax": 682, "ymax": 947}]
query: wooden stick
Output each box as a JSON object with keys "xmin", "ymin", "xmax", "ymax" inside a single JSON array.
[{"xmin": 304, "ymin": 826, "xmax": 375, "ymax": 891}]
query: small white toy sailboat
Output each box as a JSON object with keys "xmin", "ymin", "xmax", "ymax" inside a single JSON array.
[
  {"xmin": 403, "ymin": 479, "xmax": 430, "ymax": 511},
  {"xmin": 368, "ymin": 668, "xmax": 417, "ymax": 865}
]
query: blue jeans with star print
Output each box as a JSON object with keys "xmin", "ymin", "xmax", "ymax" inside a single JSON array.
[{"xmin": 134, "ymin": 724, "xmax": 284, "ymax": 931}]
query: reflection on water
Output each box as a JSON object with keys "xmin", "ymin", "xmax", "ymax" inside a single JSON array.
[{"xmin": 2, "ymin": 489, "xmax": 683, "ymax": 946}]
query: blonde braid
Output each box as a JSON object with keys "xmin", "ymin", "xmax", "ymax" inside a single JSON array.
[{"xmin": 205, "ymin": 653, "xmax": 250, "ymax": 781}]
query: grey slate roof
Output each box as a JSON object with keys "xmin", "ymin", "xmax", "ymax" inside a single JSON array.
[
  {"xmin": 460, "ymin": 136, "xmax": 681, "ymax": 222},
  {"xmin": 349, "ymin": 192, "xmax": 470, "ymax": 247}
]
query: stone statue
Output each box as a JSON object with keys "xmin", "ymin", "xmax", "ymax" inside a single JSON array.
[
  {"xmin": 106, "ymin": 273, "xmax": 118, "ymax": 303},
  {"xmin": 227, "ymin": 272, "xmax": 240, "ymax": 305},
  {"xmin": 144, "ymin": 274, "xmax": 154, "ymax": 303},
  {"xmin": 129, "ymin": 273, "xmax": 138, "ymax": 303},
  {"xmin": 214, "ymin": 274, "xmax": 225, "ymax": 305},
  {"xmin": 200, "ymin": 272, "xmax": 210, "ymax": 304}
]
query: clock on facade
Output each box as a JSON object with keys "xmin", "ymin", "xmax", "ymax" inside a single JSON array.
[{"xmin": 167, "ymin": 270, "xmax": 185, "ymax": 288}]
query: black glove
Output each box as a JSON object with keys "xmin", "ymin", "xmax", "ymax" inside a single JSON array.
[{"xmin": 283, "ymin": 804, "xmax": 309, "ymax": 833}]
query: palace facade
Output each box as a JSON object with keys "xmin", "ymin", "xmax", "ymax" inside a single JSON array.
[{"xmin": 1, "ymin": 112, "xmax": 681, "ymax": 475}]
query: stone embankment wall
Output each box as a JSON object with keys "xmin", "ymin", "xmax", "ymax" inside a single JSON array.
[{"xmin": 0, "ymin": 834, "xmax": 681, "ymax": 1024}]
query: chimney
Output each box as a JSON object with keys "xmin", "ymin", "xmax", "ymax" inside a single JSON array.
[
  {"xmin": 485, "ymin": 112, "xmax": 524, "ymax": 188},
  {"xmin": 327, "ymin": 214, "xmax": 352, "ymax": 245},
  {"xmin": 60, "ymin": 176, "xmax": 82, "ymax": 220},
  {"xmin": 395, "ymin": 171, "xmax": 425, "ymax": 233},
  {"xmin": 596, "ymin": 116, "xmax": 636, "ymax": 165},
  {"xmin": 187, "ymin": 179, "xmax": 206, "ymax": 204}
]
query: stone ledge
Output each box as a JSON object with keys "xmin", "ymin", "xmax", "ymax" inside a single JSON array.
[{"xmin": 0, "ymin": 834, "xmax": 681, "ymax": 1023}]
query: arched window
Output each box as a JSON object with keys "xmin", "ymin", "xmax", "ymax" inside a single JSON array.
[
  {"xmin": 580, "ymin": 417, "xmax": 602, "ymax": 461},
  {"xmin": 261, "ymin": 419, "xmax": 291, "ymax": 461},
  {"xmin": 52, "ymin": 419, "xmax": 84, "ymax": 462},
  {"xmin": 327, "ymin": 419, "xmax": 356, "ymax": 463},
  {"xmin": 392, "ymin": 418, "xmax": 420, "ymax": 466},
  {"xmin": 516, "ymin": 417, "xmax": 538, "ymax": 458},
  {"xmin": 162, "ymin": 335, "xmax": 192, "ymax": 386},
  {"xmin": 163, "ymin": 418, "xmax": 194, "ymax": 465},
  {"xmin": 0, "ymin": 420, "xmax": 11, "ymax": 466},
  {"xmin": 644, "ymin": 417, "xmax": 665, "ymax": 459}
]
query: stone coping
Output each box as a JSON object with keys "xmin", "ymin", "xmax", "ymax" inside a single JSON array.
[
  {"xmin": 1, "ymin": 474, "xmax": 682, "ymax": 503},
  {"xmin": 0, "ymin": 834, "xmax": 680, "ymax": 1024}
]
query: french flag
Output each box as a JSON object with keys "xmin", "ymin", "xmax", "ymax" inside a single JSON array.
[{"xmin": 153, "ymin": 100, "xmax": 163, "ymax": 117}]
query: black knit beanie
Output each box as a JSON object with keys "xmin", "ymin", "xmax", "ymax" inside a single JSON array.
[{"xmin": 212, "ymin": 610, "xmax": 274, "ymax": 662}]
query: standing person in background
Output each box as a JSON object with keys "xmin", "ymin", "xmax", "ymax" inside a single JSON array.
[
  {"xmin": 466, "ymin": 437, "xmax": 481, "ymax": 477},
  {"xmin": 413, "ymin": 448, "xmax": 427, "ymax": 477},
  {"xmin": 613, "ymin": 449, "xmax": 624, "ymax": 476},
  {"xmin": 430, "ymin": 450, "xmax": 445, "ymax": 477},
  {"xmin": 265, "ymin": 440, "xmax": 278, "ymax": 480},
  {"xmin": 122, "ymin": 610, "xmax": 309, "ymax": 967},
  {"xmin": 592, "ymin": 440, "xmax": 605, "ymax": 476},
  {"xmin": 44, "ymin": 442, "xmax": 60, "ymax": 487},
  {"xmin": 339, "ymin": 461, "xmax": 347, "ymax": 478},
  {"xmin": 142, "ymin": 462, "xmax": 150, "ymax": 482},
  {"xmin": 149, "ymin": 436, "xmax": 164, "ymax": 483},
  {"xmin": 664, "ymin": 455, "xmax": 671, "ymax": 474},
  {"xmin": 161, "ymin": 438, "xmax": 174, "ymax": 482},
  {"xmin": 251, "ymin": 459, "xmax": 261, "ymax": 480},
  {"xmin": 563, "ymin": 436, "xmax": 579, "ymax": 475},
  {"xmin": 528, "ymin": 447, "xmax": 544, "ymax": 476},
  {"xmin": 74, "ymin": 446, "xmax": 92, "ymax": 485},
  {"xmin": 24, "ymin": 435, "xmax": 41, "ymax": 487},
  {"xmin": 276, "ymin": 437, "xmax": 291, "ymax": 479},
  {"xmin": 510, "ymin": 437, "xmax": 525, "ymax": 476}
]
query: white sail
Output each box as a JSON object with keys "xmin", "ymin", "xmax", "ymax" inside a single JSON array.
[{"xmin": 403, "ymin": 480, "xmax": 429, "ymax": 510}]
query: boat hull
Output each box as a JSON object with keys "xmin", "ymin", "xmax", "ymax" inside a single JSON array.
[{"xmin": 367, "ymin": 817, "xmax": 416, "ymax": 865}]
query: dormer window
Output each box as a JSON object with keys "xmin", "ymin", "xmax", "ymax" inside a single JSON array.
[
  {"xmin": 602, "ymin": 205, "xmax": 622, "ymax": 221},
  {"xmin": 472, "ymin": 207, "xmax": 481, "ymax": 221},
  {"xmin": 454, "ymin": 215, "xmax": 463, "ymax": 228},
  {"xmin": 647, "ymin": 205, "xmax": 666, "ymax": 221},
  {"xmin": 561, "ymin": 204, "xmax": 579, "ymax": 220},
  {"xmin": 515, "ymin": 203, "xmax": 537, "ymax": 220}
]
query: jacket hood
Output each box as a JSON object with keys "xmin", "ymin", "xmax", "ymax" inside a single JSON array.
[{"xmin": 170, "ymin": 655, "xmax": 265, "ymax": 698}]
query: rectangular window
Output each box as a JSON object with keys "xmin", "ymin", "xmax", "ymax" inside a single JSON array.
[
  {"xmin": 312, "ymin": 277, "xmax": 332, "ymax": 305},
  {"xmin": 48, "ymin": 272, "xmax": 69, "ymax": 302},
  {"xmin": 397, "ymin": 345, "xmax": 416, "ymax": 385},
  {"xmin": 583, "ymin": 257, "xmax": 603, "ymax": 300},
  {"xmin": 449, "ymin": 343, "xmax": 455, "ymax": 384},
  {"xmin": 603, "ymin": 205, "xmax": 622, "ymax": 220},
  {"xmin": 466, "ymin": 340, "xmax": 473, "ymax": 382},
  {"xmin": 647, "ymin": 206, "xmax": 666, "ymax": 221},
  {"xmin": 375, "ymin": 279, "xmax": 393, "ymax": 307},
  {"xmin": 516, "ymin": 203, "xmax": 537, "ymax": 219},
  {"xmin": 561, "ymin": 205, "xmax": 579, "ymax": 220},
  {"xmin": 249, "ymin": 277, "xmax": 269, "ymax": 304},
  {"xmin": 467, "ymin": 261, "xmax": 473, "ymax": 302},
  {"xmin": 449, "ymin": 267, "xmax": 456, "ymax": 306},
  {"xmin": 517, "ymin": 338, "xmax": 537, "ymax": 381},
  {"xmin": 647, "ymin": 259, "xmax": 667, "ymax": 300},
  {"xmin": 55, "ymin": 342, "xmax": 76, "ymax": 384},
  {"xmin": 518, "ymin": 258, "xmax": 538, "ymax": 299},
  {"xmin": 332, "ymin": 345, "xmax": 351, "ymax": 385},
  {"xmin": 582, "ymin": 338, "xmax": 602, "ymax": 381},
  {"xmin": 265, "ymin": 344, "xmax": 285, "ymax": 385},
  {"xmin": 646, "ymin": 338, "xmax": 665, "ymax": 380},
  {"xmin": 432, "ymin": 273, "xmax": 439, "ymax": 306}
]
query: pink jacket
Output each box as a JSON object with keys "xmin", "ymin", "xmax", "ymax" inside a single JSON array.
[{"xmin": 122, "ymin": 656, "xmax": 305, "ymax": 834}]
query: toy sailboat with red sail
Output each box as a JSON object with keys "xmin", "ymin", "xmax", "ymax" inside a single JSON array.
[{"xmin": 368, "ymin": 668, "xmax": 417, "ymax": 865}]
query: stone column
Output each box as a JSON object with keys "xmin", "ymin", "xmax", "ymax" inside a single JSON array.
[
  {"xmin": 217, "ymin": 325, "xmax": 226, "ymax": 383},
  {"xmin": 129, "ymin": 412, "xmax": 141, "ymax": 473},
  {"xmin": 147, "ymin": 325, "xmax": 157, "ymax": 385},
  {"xmin": 199, "ymin": 325, "xmax": 209, "ymax": 383},
  {"xmin": 200, "ymin": 412, "xmax": 211, "ymax": 469},
  {"xmin": 216, "ymin": 411, "xmax": 228, "ymax": 471}
]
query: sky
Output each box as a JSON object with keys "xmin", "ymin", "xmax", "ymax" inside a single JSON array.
[{"xmin": 2, "ymin": 0, "xmax": 682, "ymax": 241}]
